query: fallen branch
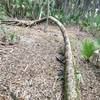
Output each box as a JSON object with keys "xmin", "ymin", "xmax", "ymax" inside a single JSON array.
[
  {"xmin": 0, "ymin": 17, "xmax": 47, "ymax": 27},
  {"xmin": 48, "ymin": 16, "xmax": 77, "ymax": 100}
]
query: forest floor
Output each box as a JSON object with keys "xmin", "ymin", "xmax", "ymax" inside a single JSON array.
[
  {"xmin": 0, "ymin": 24, "xmax": 100, "ymax": 100},
  {"xmin": 66, "ymin": 26, "xmax": 100, "ymax": 100},
  {"xmin": 0, "ymin": 24, "xmax": 64, "ymax": 100}
]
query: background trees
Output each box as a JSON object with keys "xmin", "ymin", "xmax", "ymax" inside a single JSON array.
[{"xmin": 0, "ymin": 0, "xmax": 100, "ymax": 32}]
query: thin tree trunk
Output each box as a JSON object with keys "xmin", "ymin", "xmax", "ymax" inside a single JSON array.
[
  {"xmin": 44, "ymin": 0, "xmax": 49, "ymax": 32},
  {"xmin": 4, "ymin": 0, "xmax": 11, "ymax": 16},
  {"xmin": 63, "ymin": 0, "xmax": 69, "ymax": 14}
]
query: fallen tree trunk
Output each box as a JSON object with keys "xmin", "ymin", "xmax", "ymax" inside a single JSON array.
[
  {"xmin": 0, "ymin": 16, "xmax": 77, "ymax": 100},
  {"xmin": 48, "ymin": 17, "xmax": 77, "ymax": 100}
]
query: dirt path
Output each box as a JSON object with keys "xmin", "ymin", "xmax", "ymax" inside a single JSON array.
[
  {"xmin": 0, "ymin": 25, "xmax": 64, "ymax": 100},
  {"xmin": 66, "ymin": 26, "xmax": 100, "ymax": 100}
]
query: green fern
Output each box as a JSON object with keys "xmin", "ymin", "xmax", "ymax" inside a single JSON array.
[{"xmin": 82, "ymin": 39, "xmax": 95, "ymax": 60}]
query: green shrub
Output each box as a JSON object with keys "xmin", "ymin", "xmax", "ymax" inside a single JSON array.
[{"xmin": 82, "ymin": 39, "xmax": 96, "ymax": 61}]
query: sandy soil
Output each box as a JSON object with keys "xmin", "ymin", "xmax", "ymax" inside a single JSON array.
[{"xmin": 0, "ymin": 24, "xmax": 64, "ymax": 100}]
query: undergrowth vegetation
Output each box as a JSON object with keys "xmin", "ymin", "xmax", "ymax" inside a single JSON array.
[
  {"xmin": 0, "ymin": 0, "xmax": 99, "ymax": 35},
  {"xmin": 82, "ymin": 39, "xmax": 95, "ymax": 61},
  {"xmin": 0, "ymin": 25, "xmax": 19, "ymax": 45},
  {"xmin": 8, "ymin": 32, "xmax": 19, "ymax": 45},
  {"xmin": 0, "ymin": 4, "xmax": 7, "ymax": 20},
  {"xmin": 82, "ymin": 39, "xmax": 100, "ymax": 61}
]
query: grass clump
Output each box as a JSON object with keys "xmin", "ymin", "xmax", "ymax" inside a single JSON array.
[
  {"xmin": 7, "ymin": 32, "xmax": 20, "ymax": 45},
  {"xmin": 8, "ymin": 32, "xmax": 19, "ymax": 45},
  {"xmin": 0, "ymin": 26, "xmax": 19, "ymax": 45},
  {"xmin": 81, "ymin": 39, "xmax": 95, "ymax": 61},
  {"xmin": 1, "ymin": 32, "xmax": 19, "ymax": 45}
]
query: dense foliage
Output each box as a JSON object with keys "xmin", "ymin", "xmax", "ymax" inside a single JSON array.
[{"xmin": 0, "ymin": 0, "xmax": 100, "ymax": 32}]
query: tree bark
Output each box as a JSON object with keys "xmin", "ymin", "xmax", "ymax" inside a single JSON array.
[{"xmin": 63, "ymin": 0, "xmax": 69, "ymax": 14}]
